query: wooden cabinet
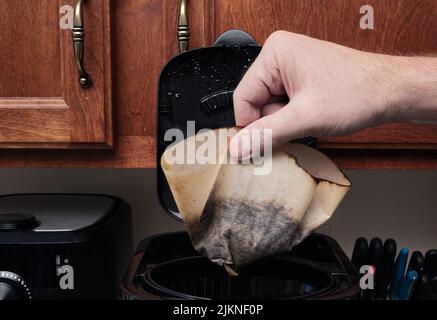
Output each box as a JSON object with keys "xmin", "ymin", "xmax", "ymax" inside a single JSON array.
[
  {"xmin": 0, "ymin": 0, "xmax": 436, "ymax": 169},
  {"xmin": 0, "ymin": 0, "xmax": 113, "ymax": 149},
  {"xmin": 221, "ymin": 0, "xmax": 437, "ymax": 151},
  {"xmin": 165, "ymin": 0, "xmax": 437, "ymax": 168},
  {"xmin": 208, "ymin": 0, "xmax": 437, "ymax": 152}
]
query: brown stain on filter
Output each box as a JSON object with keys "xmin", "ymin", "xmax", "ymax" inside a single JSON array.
[{"xmin": 190, "ymin": 198, "xmax": 300, "ymax": 273}]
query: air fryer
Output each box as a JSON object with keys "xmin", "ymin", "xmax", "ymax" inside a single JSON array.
[
  {"xmin": 121, "ymin": 232, "xmax": 360, "ymax": 300},
  {"xmin": 0, "ymin": 194, "xmax": 132, "ymax": 300}
]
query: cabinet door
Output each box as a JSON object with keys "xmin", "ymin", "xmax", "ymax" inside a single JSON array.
[
  {"xmin": 183, "ymin": 0, "xmax": 437, "ymax": 150},
  {"xmin": 0, "ymin": 0, "xmax": 112, "ymax": 149}
]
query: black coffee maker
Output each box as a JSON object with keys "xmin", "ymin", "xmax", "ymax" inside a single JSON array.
[{"xmin": 121, "ymin": 30, "xmax": 360, "ymax": 300}]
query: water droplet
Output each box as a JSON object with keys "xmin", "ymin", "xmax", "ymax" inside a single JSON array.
[
  {"xmin": 167, "ymin": 91, "xmax": 172, "ymax": 96},
  {"xmin": 175, "ymin": 93, "xmax": 181, "ymax": 99}
]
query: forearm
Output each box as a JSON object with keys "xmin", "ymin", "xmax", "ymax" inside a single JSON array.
[{"xmin": 389, "ymin": 56, "xmax": 437, "ymax": 124}]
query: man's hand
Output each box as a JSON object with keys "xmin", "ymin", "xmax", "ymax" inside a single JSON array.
[{"xmin": 231, "ymin": 31, "xmax": 437, "ymax": 160}]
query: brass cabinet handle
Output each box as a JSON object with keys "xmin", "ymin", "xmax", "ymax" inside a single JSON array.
[
  {"xmin": 178, "ymin": 0, "xmax": 189, "ymax": 53},
  {"xmin": 72, "ymin": 0, "xmax": 91, "ymax": 88}
]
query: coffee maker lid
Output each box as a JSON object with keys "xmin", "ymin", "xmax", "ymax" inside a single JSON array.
[
  {"xmin": 156, "ymin": 30, "xmax": 316, "ymax": 221},
  {"xmin": 156, "ymin": 30, "xmax": 261, "ymax": 221}
]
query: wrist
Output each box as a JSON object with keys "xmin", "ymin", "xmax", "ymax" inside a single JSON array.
[{"xmin": 387, "ymin": 56, "xmax": 437, "ymax": 123}]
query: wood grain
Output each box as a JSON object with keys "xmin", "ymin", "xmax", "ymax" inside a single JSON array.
[
  {"xmin": 0, "ymin": 98, "xmax": 69, "ymax": 142},
  {"xmin": 325, "ymin": 149, "xmax": 437, "ymax": 170},
  {"xmin": 211, "ymin": 0, "xmax": 437, "ymax": 150},
  {"xmin": 0, "ymin": 136, "xmax": 155, "ymax": 168},
  {"xmin": 318, "ymin": 123, "xmax": 437, "ymax": 149},
  {"xmin": 61, "ymin": 0, "xmax": 113, "ymax": 145},
  {"xmin": 212, "ymin": 0, "xmax": 437, "ymax": 54},
  {"xmin": 2, "ymin": 136, "xmax": 437, "ymax": 170},
  {"xmin": 113, "ymin": 0, "xmax": 167, "ymax": 138},
  {"xmin": 0, "ymin": 0, "xmax": 113, "ymax": 148},
  {"xmin": 1, "ymin": 0, "xmax": 437, "ymax": 168},
  {"xmin": 0, "ymin": 0, "xmax": 61, "ymax": 97}
]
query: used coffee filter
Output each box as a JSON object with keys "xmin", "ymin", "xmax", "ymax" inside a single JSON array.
[{"xmin": 161, "ymin": 128, "xmax": 351, "ymax": 275}]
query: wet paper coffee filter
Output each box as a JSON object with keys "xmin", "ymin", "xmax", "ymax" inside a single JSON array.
[{"xmin": 161, "ymin": 129, "xmax": 351, "ymax": 275}]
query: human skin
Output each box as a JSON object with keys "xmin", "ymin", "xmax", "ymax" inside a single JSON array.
[{"xmin": 230, "ymin": 30, "xmax": 437, "ymax": 160}]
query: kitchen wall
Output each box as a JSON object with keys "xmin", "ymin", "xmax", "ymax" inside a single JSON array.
[{"xmin": 0, "ymin": 169, "xmax": 436, "ymax": 256}]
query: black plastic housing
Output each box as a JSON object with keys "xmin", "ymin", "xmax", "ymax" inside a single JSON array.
[
  {"xmin": 0, "ymin": 194, "xmax": 132, "ymax": 300},
  {"xmin": 157, "ymin": 31, "xmax": 262, "ymax": 220},
  {"xmin": 121, "ymin": 232, "xmax": 360, "ymax": 300},
  {"xmin": 156, "ymin": 30, "xmax": 316, "ymax": 221}
]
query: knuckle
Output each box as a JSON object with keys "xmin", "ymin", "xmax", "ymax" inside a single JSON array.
[
  {"xmin": 232, "ymin": 90, "xmax": 246, "ymax": 106},
  {"xmin": 267, "ymin": 30, "xmax": 289, "ymax": 43},
  {"xmin": 266, "ymin": 30, "xmax": 299, "ymax": 47},
  {"xmin": 271, "ymin": 30, "xmax": 309, "ymax": 48}
]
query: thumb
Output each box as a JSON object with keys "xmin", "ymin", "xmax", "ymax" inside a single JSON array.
[{"xmin": 230, "ymin": 95, "xmax": 312, "ymax": 160}]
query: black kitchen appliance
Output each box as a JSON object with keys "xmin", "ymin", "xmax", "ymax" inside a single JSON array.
[
  {"xmin": 121, "ymin": 232, "xmax": 360, "ymax": 300},
  {"xmin": 0, "ymin": 194, "xmax": 132, "ymax": 300},
  {"xmin": 157, "ymin": 29, "xmax": 315, "ymax": 221},
  {"xmin": 120, "ymin": 30, "xmax": 360, "ymax": 300}
]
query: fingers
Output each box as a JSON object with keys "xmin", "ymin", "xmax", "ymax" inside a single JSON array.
[
  {"xmin": 231, "ymin": 31, "xmax": 308, "ymax": 160},
  {"xmin": 230, "ymin": 95, "xmax": 312, "ymax": 160},
  {"xmin": 233, "ymin": 46, "xmax": 286, "ymax": 127},
  {"xmin": 261, "ymin": 101, "xmax": 286, "ymax": 117}
]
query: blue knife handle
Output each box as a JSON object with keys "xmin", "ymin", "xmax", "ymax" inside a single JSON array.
[
  {"xmin": 399, "ymin": 270, "xmax": 419, "ymax": 300},
  {"xmin": 390, "ymin": 248, "xmax": 409, "ymax": 300}
]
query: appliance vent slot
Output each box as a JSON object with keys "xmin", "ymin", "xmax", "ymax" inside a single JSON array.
[{"xmin": 200, "ymin": 91, "xmax": 234, "ymax": 114}]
